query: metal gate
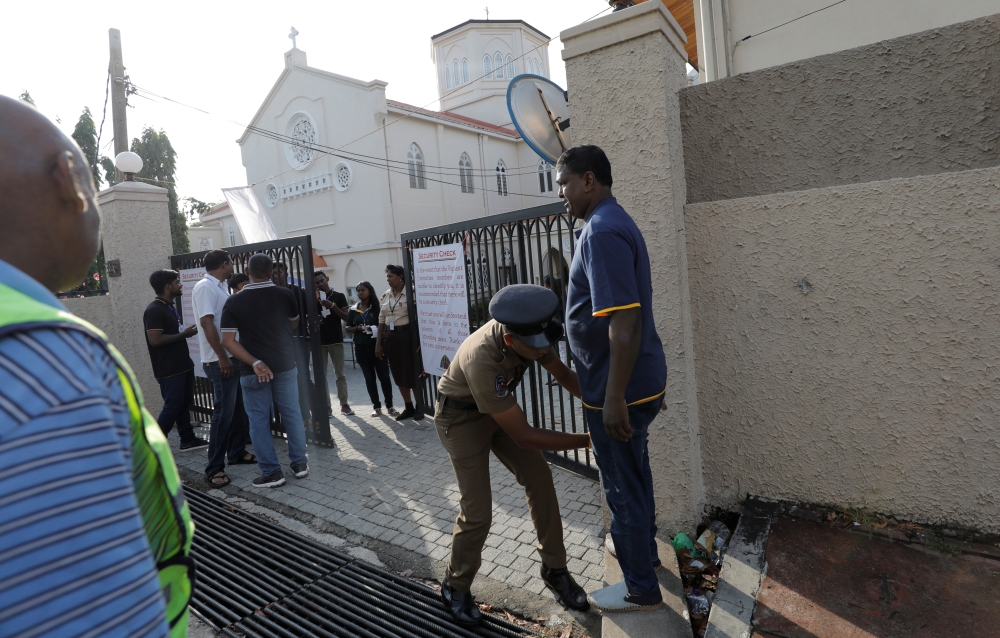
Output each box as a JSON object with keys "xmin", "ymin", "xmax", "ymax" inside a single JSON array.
[
  {"xmin": 402, "ymin": 202, "xmax": 597, "ymax": 479},
  {"xmin": 170, "ymin": 235, "xmax": 333, "ymax": 447}
]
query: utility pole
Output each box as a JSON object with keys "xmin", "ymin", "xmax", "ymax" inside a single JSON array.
[{"xmin": 109, "ymin": 28, "xmax": 128, "ymax": 183}]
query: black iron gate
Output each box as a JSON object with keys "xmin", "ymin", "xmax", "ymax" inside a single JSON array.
[
  {"xmin": 402, "ymin": 202, "xmax": 597, "ymax": 479},
  {"xmin": 170, "ymin": 235, "xmax": 333, "ymax": 448}
]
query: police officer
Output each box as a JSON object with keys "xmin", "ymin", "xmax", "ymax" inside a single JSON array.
[{"xmin": 435, "ymin": 284, "xmax": 592, "ymax": 626}]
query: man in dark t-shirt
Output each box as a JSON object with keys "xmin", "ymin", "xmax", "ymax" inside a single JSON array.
[
  {"xmin": 315, "ymin": 271, "xmax": 351, "ymax": 415},
  {"xmin": 143, "ymin": 269, "xmax": 208, "ymax": 450},
  {"xmin": 221, "ymin": 253, "xmax": 309, "ymax": 488}
]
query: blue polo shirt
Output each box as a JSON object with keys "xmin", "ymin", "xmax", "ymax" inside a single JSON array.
[
  {"xmin": 0, "ymin": 259, "xmax": 168, "ymax": 637},
  {"xmin": 566, "ymin": 198, "xmax": 667, "ymax": 409}
]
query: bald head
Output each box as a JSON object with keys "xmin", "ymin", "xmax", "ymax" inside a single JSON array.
[{"xmin": 0, "ymin": 94, "xmax": 101, "ymax": 292}]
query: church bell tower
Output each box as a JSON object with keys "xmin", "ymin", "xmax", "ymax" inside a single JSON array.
[{"xmin": 430, "ymin": 19, "xmax": 551, "ymax": 127}]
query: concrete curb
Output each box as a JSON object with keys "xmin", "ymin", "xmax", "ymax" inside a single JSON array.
[{"xmin": 705, "ymin": 497, "xmax": 778, "ymax": 638}]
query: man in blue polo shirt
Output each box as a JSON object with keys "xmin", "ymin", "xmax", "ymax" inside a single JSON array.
[{"xmin": 556, "ymin": 145, "xmax": 667, "ymax": 612}]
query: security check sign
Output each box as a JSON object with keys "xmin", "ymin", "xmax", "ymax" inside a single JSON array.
[{"xmin": 413, "ymin": 243, "xmax": 470, "ymax": 377}]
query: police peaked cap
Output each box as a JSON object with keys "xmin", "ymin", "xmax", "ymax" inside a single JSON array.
[{"xmin": 489, "ymin": 284, "xmax": 564, "ymax": 349}]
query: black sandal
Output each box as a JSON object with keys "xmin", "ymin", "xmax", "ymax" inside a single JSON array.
[
  {"xmin": 207, "ymin": 471, "xmax": 231, "ymax": 487},
  {"xmin": 231, "ymin": 453, "xmax": 257, "ymax": 465}
]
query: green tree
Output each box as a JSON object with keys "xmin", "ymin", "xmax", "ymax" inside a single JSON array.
[
  {"xmin": 181, "ymin": 197, "xmax": 217, "ymax": 227},
  {"xmin": 70, "ymin": 107, "xmax": 114, "ymax": 189},
  {"xmin": 19, "ymin": 90, "xmax": 35, "ymax": 106},
  {"xmin": 130, "ymin": 127, "xmax": 189, "ymax": 254}
]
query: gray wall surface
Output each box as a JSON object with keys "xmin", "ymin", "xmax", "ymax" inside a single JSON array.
[
  {"xmin": 685, "ymin": 165, "xmax": 1000, "ymax": 533},
  {"xmin": 681, "ymin": 13, "xmax": 1000, "ymax": 204}
]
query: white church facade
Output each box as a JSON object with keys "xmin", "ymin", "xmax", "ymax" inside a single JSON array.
[{"xmin": 190, "ymin": 19, "xmax": 560, "ymax": 300}]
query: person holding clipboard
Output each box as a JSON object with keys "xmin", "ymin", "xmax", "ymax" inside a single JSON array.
[
  {"xmin": 375, "ymin": 264, "xmax": 424, "ymax": 421},
  {"xmin": 347, "ymin": 281, "xmax": 396, "ymax": 417}
]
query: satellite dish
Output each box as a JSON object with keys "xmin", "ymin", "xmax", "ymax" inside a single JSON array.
[{"xmin": 507, "ymin": 75, "xmax": 571, "ymax": 164}]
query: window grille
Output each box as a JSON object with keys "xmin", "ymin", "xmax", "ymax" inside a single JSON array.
[
  {"xmin": 407, "ymin": 143, "xmax": 426, "ymax": 189},
  {"xmin": 445, "ymin": 67, "xmax": 452, "ymax": 89},
  {"xmin": 460, "ymin": 153, "xmax": 475, "ymax": 194},
  {"xmin": 462, "ymin": 59, "xmax": 469, "ymax": 84},
  {"xmin": 494, "ymin": 53, "xmax": 504, "ymax": 79},
  {"xmin": 496, "ymin": 160, "xmax": 508, "ymax": 196},
  {"xmin": 505, "ymin": 55, "xmax": 514, "ymax": 79},
  {"xmin": 483, "ymin": 55, "xmax": 493, "ymax": 79},
  {"xmin": 453, "ymin": 61, "xmax": 460, "ymax": 85}
]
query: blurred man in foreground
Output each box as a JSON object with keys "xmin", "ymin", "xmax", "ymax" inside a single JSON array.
[{"xmin": 0, "ymin": 95, "xmax": 193, "ymax": 636}]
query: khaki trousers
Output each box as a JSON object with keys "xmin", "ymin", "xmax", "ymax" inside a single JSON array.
[
  {"xmin": 322, "ymin": 343, "xmax": 348, "ymax": 407},
  {"xmin": 434, "ymin": 399, "xmax": 567, "ymax": 593}
]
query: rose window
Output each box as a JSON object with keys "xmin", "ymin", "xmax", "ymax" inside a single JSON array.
[{"xmin": 265, "ymin": 184, "xmax": 279, "ymax": 207}]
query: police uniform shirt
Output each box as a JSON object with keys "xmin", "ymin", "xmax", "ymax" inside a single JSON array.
[{"xmin": 437, "ymin": 319, "xmax": 527, "ymax": 414}]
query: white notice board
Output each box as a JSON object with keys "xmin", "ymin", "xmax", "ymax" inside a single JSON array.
[
  {"xmin": 412, "ymin": 243, "xmax": 470, "ymax": 377},
  {"xmin": 179, "ymin": 267, "xmax": 207, "ymax": 378}
]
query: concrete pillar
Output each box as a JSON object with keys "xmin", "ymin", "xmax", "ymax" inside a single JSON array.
[
  {"xmin": 97, "ymin": 181, "xmax": 173, "ymax": 416},
  {"xmin": 561, "ymin": 2, "xmax": 704, "ymax": 535}
]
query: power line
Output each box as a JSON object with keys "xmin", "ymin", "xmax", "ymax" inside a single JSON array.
[
  {"xmin": 129, "ymin": 87, "xmax": 549, "ymax": 177},
  {"xmin": 734, "ymin": 0, "xmax": 848, "ymax": 47}
]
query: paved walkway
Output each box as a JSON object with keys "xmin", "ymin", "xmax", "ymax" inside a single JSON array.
[{"xmin": 170, "ymin": 357, "xmax": 607, "ymax": 608}]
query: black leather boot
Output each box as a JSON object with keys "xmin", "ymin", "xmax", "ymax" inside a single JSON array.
[
  {"xmin": 441, "ymin": 580, "xmax": 482, "ymax": 627},
  {"xmin": 541, "ymin": 564, "xmax": 590, "ymax": 611}
]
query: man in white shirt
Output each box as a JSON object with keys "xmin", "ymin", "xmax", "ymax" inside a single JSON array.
[{"xmin": 191, "ymin": 249, "xmax": 254, "ymax": 486}]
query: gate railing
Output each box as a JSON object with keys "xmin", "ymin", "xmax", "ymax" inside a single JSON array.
[
  {"xmin": 170, "ymin": 235, "xmax": 333, "ymax": 448},
  {"xmin": 402, "ymin": 202, "xmax": 598, "ymax": 479}
]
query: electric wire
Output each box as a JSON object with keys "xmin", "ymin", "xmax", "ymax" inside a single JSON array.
[
  {"xmin": 734, "ymin": 0, "xmax": 848, "ymax": 47},
  {"xmin": 94, "ymin": 63, "xmax": 111, "ymax": 171},
  {"xmin": 130, "ymin": 86, "xmax": 550, "ymax": 177},
  {"xmin": 129, "ymin": 91, "xmax": 562, "ymax": 199},
  {"xmin": 120, "ymin": 5, "xmax": 616, "ymax": 198}
]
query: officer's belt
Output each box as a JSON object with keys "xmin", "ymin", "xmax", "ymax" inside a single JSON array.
[{"xmin": 440, "ymin": 395, "xmax": 478, "ymax": 411}]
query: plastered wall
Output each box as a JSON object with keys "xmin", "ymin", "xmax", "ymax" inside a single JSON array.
[
  {"xmin": 681, "ymin": 13, "xmax": 1000, "ymax": 204},
  {"xmin": 685, "ymin": 165, "xmax": 1000, "ymax": 533}
]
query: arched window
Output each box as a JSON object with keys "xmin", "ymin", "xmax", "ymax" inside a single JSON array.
[
  {"xmin": 445, "ymin": 67, "xmax": 452, "ymax": 89},
  {"xmin": 407, "ymin": 143, "xmax": 426, "ymax": 189},
  {"xmin": 538, "ymin": 161, "xmax": 553, "ymax": 193},
  {"xmin": 506, "ymin": 55, "xmax": 515, "ymax": 79},
  {"xmin": 528, "ymin": 59, "xmax": 535, "ymax": 75},
  {"xmin": 483, "ymin": 55, "xmax": 493, "ymax": 79},
  {"xmin": 453, "ymin": 61, "xmax": 461, "ymax": 85},
  {"xmin": 462, "ymin": 59, "xmax": 469, "ymax": 84},
  {"xmin": 494, "ymin": 53, "xmax": 504, "ymax": 80},
  {"xmin": 459, "ymin": 153, "xmax": 474, "ymax": 194},
  {"xmin": 496, "ymin": 160, "xmax": 508, "ymax": 197},
  {"xmin": 228, "ymin": 227, "xmax": 237, "ymax": 247}
]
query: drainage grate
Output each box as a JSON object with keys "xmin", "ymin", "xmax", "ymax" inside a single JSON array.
[{"xmin": 185, "ymin": 488, "xmax": 535, "ymax": 638}]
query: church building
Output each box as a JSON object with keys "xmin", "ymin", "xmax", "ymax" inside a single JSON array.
[{"xmin": 191, "ymin": 19, "xmax": 560, "ymax": 301}]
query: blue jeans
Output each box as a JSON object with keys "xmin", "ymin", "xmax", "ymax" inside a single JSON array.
[
  {"xmin": 240, "ymin": 368, "xmax": 308, "ymax": 476},
  {"xmin": 156, "ymin": 370, "xmax": 197, "ymax": 444},
  {"xmin": 586, "ymin": 398, "xmax": 662, "ymax": 597},
  {"xmin": 204, "ymin": 357, "xmax": 243, "ymax": 478}
]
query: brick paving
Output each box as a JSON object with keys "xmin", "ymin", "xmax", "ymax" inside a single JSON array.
[{"xmin": 170, "ymin": 358, "xmax": 607, "ymax": 601}]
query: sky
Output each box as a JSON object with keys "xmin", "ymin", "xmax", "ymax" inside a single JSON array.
[{"xmin": 1, "ymin": 0, "xmax": 616, "ymax": 204}]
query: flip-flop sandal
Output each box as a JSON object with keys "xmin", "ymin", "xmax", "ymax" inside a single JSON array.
[
  {"xmin": 231, "ymin": 454, "xmax": 257, "ymax": 465},
  {"xmin": 207, "ymin": 472, "xmax": 231, "ymax": 487}
]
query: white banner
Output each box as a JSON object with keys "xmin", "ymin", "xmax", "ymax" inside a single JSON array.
[
  {"xmin": 413, "ymin": 243, "xmax": 469, "ymax": 377},
  {"xmin": 222, "ymin": 186, "xmax": 278, "ymax": 244},
  {"xmin": 179, "ymin": 267, "xmax": 208, "ymax": 378}
]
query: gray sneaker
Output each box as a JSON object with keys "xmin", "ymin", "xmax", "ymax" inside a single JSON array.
[
  {"xmin": 252, "ymin": 470, "xmax": 285, "ymax": 488},
  {"xmin": 291, "ymin": 461, "xmax": 309, "ymax": 478}
]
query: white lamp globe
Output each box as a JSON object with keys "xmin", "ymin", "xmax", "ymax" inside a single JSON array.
[{"xmin": 115, "ymin": 151, "xmax": 143, "ymax": 177}]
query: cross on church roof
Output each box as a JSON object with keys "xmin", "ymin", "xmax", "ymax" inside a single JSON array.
[
  {"xmin": 484, "ymin": 6, "xmax": 489, "ymax": 20},
  {"xmin": 289, "ymin": 26, "xmax": 299, "ymax": 49}
]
